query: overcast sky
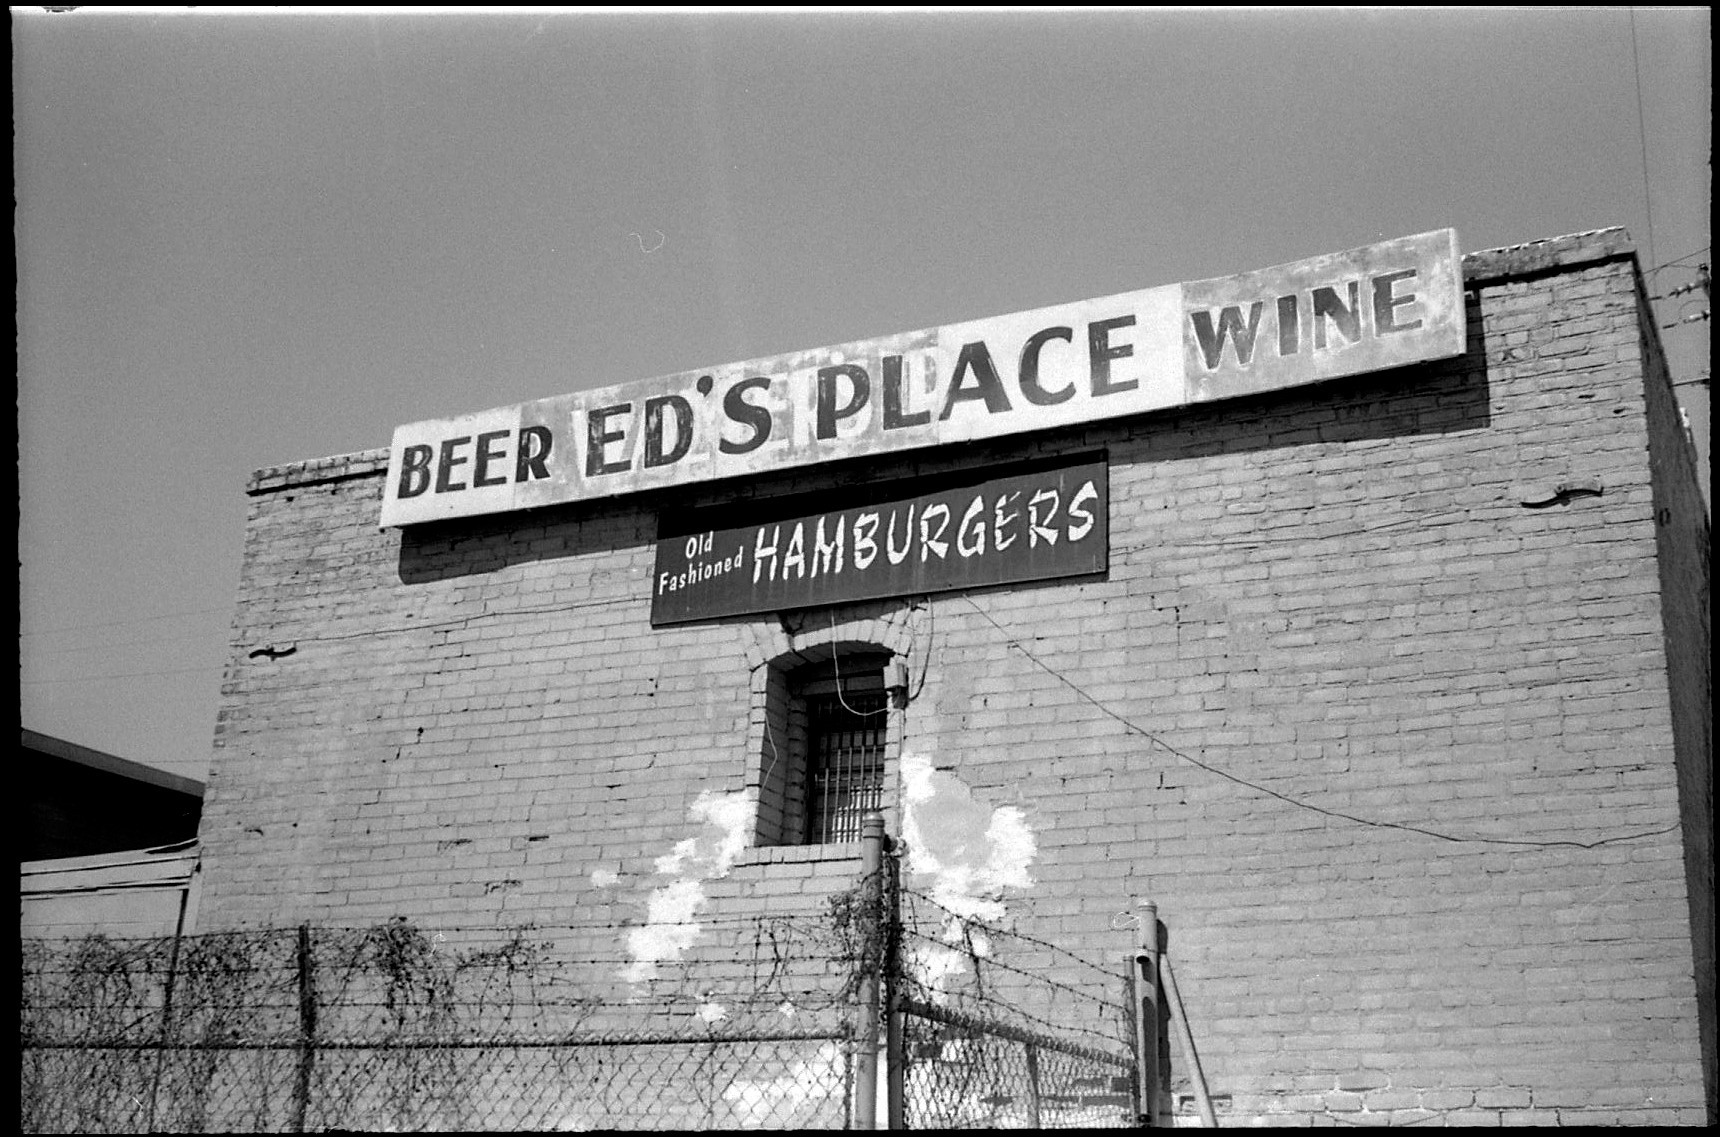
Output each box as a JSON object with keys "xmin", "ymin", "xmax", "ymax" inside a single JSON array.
[{"xmin": 18, "ymin": 7, "xmax": 1711, "ymax": 783}]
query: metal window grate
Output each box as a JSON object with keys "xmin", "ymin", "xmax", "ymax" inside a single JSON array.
[{"xmin": 804, "ymin": 688, "xmax": 887, "ymax": 844}]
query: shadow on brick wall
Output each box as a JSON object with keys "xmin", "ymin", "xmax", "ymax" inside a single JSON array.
[{"xmin": 398, "ymin": 300, "xmax": 1491, "ymax": 587}]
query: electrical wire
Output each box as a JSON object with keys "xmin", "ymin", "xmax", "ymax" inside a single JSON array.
[
  {"xmin": 828, "ymin": 610, "xmax": 889, "ymax": 718},
  {"xmin": 28, "ymin": 628, "xmax": 229, "ymax": 656},
  {"xmin": 22, "ymin": 663, "xmax": 220, "ymax": 685},
  {"xmin": 1629, "ymin": 8, "xmax": 1658, "ymax": 275},
  {"xmin": 1643, "ymin": 246, "xmax": 1710, "ymax": 277},
  {"xmin": 20, "ymin": 605, "xmax": 231, "ymax": 636},
  {"xmin": 958, "ymin": 594, "xmax": 1682, "ymax": 852}
]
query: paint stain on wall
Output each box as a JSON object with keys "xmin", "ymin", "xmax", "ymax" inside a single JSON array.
[
  {"xmin": 721, "ymin": 1040, "xmax": 847, "ymax": 1128},
  {"xmin": 620, "ymin": 789, "xmax": 755, "ymax": 984},
  {"xmin": 898, "ymin": 751, "xmax": 1037, "ymax": 1000},
  {"xmin": 900, "ymin": 751, "xmax": 1036, "ymax": 919}
]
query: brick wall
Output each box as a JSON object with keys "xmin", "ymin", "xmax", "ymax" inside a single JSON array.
[
  {"xmin": 199, "ymin": 229, "xmax": 1711, "ymax": 1124},
  {"xmin": 1634, "ymin": 251, "xmax": 1715, "ymax": 1123}
]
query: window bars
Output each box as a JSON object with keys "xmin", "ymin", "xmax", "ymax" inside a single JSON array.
[{"xmin": 803, "ymin": 686, "xmax": 888, "ymax": 845}]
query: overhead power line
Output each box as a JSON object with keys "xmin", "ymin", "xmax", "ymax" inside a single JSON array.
[
  {"xmin": 22, "ymin": 663, "xmax": 219, "ymax": 685},
  {"xmin": 1644, "ymin": 246, "xmax": 1710, "ymax": 277},
  {"xmin": 21, "ymin": 605, "xmax": 230, "ymax": 637},
  {"xmin": 1649, "ymin": 264, "xmax": 1711, "ymax": 301},
  {"xmin": 1629, "ymin": 8, "xmax": 1658, "ymax": 275}
]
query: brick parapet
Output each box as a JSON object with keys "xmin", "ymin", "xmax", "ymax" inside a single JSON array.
[
  {"xmin": 244, "ymin": 228, "xmax": 1652, "ymax": 498},
  {"xmin": 247, "ymin": 448, "xmax": 390, "ymax": 495},
  {"xmin": 1461, "ymin": 226, "xmax": 1636, "ymax": 287}
]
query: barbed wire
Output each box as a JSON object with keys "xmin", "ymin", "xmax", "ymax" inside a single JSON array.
[
  {"xmin": 24, "ymin": 892, "xmax": 1137, "ymax": 1129},
  {"xmin": 891, "ymin": 883, "xmax": 1133, "ymax": 1056},
  {"xmin": 895, "ymin": 884, "xmax": 1127, "ymax": 982}
]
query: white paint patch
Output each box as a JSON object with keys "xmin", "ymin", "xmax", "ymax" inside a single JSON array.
[
  {"xmin": 903, "ymin": 940, "xmax": 972, "ymax": 1006},
  {"xmin": 697, "ymin": 1000, "xmax": 728, "ymax": 1024},
  {"xmin": 589, "ymin": 868, "xmax": 620, "ymax": 888},
  {"xmin": 898, "ymin": 752, "xmax": 1038, "ymax": 999},
  {"xmin": 722, "ymin": 1040, "xmax": 846, "ymax": 1128},
  {"xmin": 620, "ymin": 789, "xmax": 756, "ymax": 984},
  {"xmin": 900, "ymin": 752, "xmax": 1037, "ymax": 918}
]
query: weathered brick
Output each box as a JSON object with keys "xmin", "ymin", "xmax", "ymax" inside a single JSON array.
[{"xmin": 194, "ymin": 230, "xmax": 1712, "ymax": 1127}]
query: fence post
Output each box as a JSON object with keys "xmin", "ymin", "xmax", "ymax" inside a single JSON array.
[
  {"xmin": 1024, "ymin": 1042, "xmax": 1043, "ymax": 1128},
  {"xmin": 144, "ymin": 906, "xmax": 187, "ymax": 1133},
  {"xmin": 884, "ymin": 840, "xmax": 905, "ymax": 1131},
  {"xmin": 291, "ymin": 925, "xmax": 317, "ymax": 1134},
  {"xmin": 854, "ymin": 814, "xmax": 885, "ymax": 1130},
  {"xmin": 1130, "ymin": 900, "xmax": 1165, "ymax": 1126}
]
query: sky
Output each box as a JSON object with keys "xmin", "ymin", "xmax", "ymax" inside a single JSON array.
[{"xmin": 17, "ymin": 7, "xmax": 1711, "ymax": 785}]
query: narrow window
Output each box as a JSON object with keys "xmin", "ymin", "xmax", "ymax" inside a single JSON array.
[
  {"xmin": 755, "ymin": 649, "xmax": 893, "ymax": 847},
  {"xmin": 799, "ymin": 665, "xmax": 889, "ymax": 845}
]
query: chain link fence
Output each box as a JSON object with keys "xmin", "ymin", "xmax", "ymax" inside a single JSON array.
[
  {"xmin": 886, "ymin": 873, "xmax": 1138, "ymax": 1129},
  {"xmin": 22, "ymin": 856, "xmax": 1142, "ymax": 1131},
  {"xmin": 21, "ymin": 916, "xmax": 859, "ymax": 1133},
  {"xmin": 23, "ymin": 1029, "xmax": 858, "ymax": 1132}
]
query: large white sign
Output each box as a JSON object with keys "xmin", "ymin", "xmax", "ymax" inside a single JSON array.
[{"xmin": 381, "ymin": 229, "xmax": 1463, "ymax": 527}]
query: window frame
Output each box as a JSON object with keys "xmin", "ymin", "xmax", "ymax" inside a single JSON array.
[{"xmin": 752, "ymin": 646, "xmax": 898, "ymax": 850}]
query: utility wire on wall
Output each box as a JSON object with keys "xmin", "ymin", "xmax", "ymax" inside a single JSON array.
[{"xmin": 959, "ymin": 595, "xmax": 1681, "ymax": 852}]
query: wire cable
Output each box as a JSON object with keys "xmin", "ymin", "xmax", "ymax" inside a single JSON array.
[
  {"xmin": 828, "ymin": 610, "xmax": 889, "ymax": 718},
  {"xmin": 20, "ymin": 605, "xmax": 231, "ymax": 636},
  {"xmin": 958, "ymin": 595, "xmax": 1681, "ymax": 851},
  {"xmin": 1629, "ymin": 8, "xmax": 1658, "ymax": 274}
]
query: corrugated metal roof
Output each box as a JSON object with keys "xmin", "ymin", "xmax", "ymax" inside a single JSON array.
[{"xmin": 21, "ymin": 841, "xmax": 200, "ymax": 895}]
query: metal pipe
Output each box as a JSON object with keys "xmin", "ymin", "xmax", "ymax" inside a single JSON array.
[
  {"xmin": 884, "ymin": 844, "xmax": 905, "ymax": 1130},
  {"xmin": 1160, "ymin": 953, "xmax": 1218, "ymax": 1129},
  {"xmin": 1134, "ymin": 900, "xmax": 1162, "ymax": 1126},
  {"xmin": 854, "ymin": 813, "xmax": 885, "ymax": 1130},
  {"xmin": 896, "ymin": 997, "xmax": 1130, "ymax": 1067}
]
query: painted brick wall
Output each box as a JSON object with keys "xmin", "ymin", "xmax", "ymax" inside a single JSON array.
[
  {"xmin": 199, "ymin": 229, "xmax": 1711, "ymax": 1124},
  {"xmin": 1635, "ymin": 253, "xmax": 1715, "ymax": 1122}
]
